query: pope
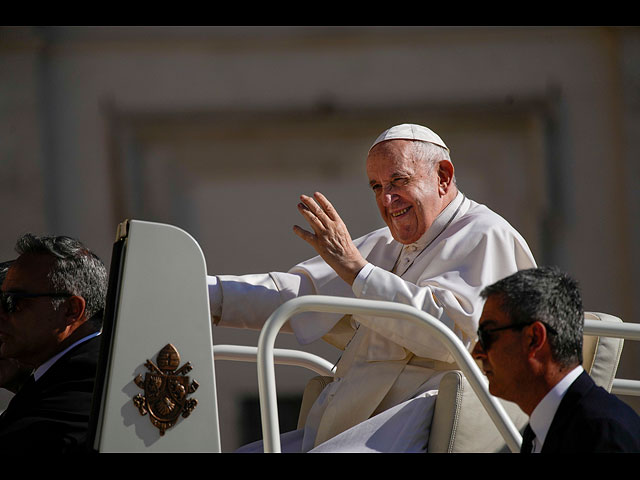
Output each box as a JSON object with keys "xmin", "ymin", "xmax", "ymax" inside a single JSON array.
[{"xmin": 208, "ymin": 123, "xmax": 537, "ymax": 452}]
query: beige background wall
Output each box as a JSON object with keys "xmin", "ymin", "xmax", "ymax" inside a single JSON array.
[{"xmin": 1, "ymin": 26, "xmax": 638, "ymax": 451}]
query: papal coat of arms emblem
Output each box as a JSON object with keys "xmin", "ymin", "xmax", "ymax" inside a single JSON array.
[{"xmin": 133, "ymin": 343, "xmax": 199, "ymax": 436}]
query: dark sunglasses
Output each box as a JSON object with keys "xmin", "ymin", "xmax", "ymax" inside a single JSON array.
[
  {"xmin": 0, "ymin": 291, "xmax": 73, "ymax": 314},
  {"xmin": 476, "ymin": 321, "xmax": 557, "ymax": 351}
]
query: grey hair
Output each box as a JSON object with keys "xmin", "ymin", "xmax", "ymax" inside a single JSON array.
[
  {"xmin": 15, "ymin": 234, "xmax": 107, "ymax": 326},
  {"xmin": 411, "ymin": 141, "xmax": 456, "ymax": 185},
  {"xmin": 480, "ymin": 266, "xmax": 584, "ymax": 368}
]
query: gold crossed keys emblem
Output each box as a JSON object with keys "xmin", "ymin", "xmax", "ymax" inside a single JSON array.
[{"xmin": 133, "ymin": 343, "xmax": 199, "ymax": 436}]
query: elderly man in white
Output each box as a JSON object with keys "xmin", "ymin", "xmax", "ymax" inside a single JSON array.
[{"xmin": 207, "ymin": 123, "xmax": 536, "ymax": 452}]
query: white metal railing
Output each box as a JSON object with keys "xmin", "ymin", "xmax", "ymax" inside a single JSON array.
[
  {"xmin": 217, "ymin": 301, "xmax": 640, "ymax": 453},
  {"xmin": 583, "ymin": 319, "xmax": 640, "ymax": 397},
  {"xmin": 612, "ymin": 379, "xmax": 640, "ymax": 396},
  {"xmin": 583, "ymin": 320, "xmax": 640, "ymax": 341},
  {"xmin": 213, "ymin": 344, "xmax": 334, "ymax": 376},
  {"xmin": 255, "ymin": 295, "xmax": 524, "ymax": 454},
  {"xmin": 222, "ymin": 322, "xmax": 640, "ymax": 398}
]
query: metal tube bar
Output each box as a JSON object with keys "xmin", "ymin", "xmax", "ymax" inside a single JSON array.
[
  {"xmin": 583, "ymin": 321, "xmax": 640, "ymax": 397},
  {"xmin": 612, "ymin": 379, "xmax": 640, "ymax": 397},
  {"xmin": 256, "ymin": 295, "xmax": 523, "ymax": 454},
  {"xmin": 213, "ymin": 344, "xmax": 334, "ymax": 376},
  {"xmin": 583, "ymin": 320, "xmax": 640, "ymax": 340}
]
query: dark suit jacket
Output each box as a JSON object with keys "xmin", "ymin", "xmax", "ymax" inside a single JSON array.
[
  {"xmin": 525, "ymin": 370, "xmax": 640, "ymax": 453},
  {"xmin": 0, "ymin": 335, "xmax": 101, "ymax": 453}
]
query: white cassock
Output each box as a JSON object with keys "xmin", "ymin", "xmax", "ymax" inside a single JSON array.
[{"xmin": 208, "ymin": 192, "xmax": 536, "ymax": 452}]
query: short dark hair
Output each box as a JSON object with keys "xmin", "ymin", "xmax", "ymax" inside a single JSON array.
[
  {"xmin": 480, "ymin": 266, "xmax": 583, "ymax": 367},
  {"xmin": 15, "ymin": 234, "xmax": 107, "ymax": 326}
]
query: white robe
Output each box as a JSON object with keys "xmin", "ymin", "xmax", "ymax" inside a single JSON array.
[{"xmin": 208, "ymin": 192, "xmax": 536, "ymax": 452}]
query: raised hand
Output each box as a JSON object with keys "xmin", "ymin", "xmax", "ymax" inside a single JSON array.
[{"xmin": 293, "ymin": 192, "xmax": 367, "ymax": 285}]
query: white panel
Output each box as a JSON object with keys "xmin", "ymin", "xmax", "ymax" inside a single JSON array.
[{"xmin": 94, "ymin": 219, "xmax": 221, "ymax": 452}]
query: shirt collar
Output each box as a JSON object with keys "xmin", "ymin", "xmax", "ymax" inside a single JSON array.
[
  {"xmin": 33, "ymin": 331, "xmax": 101, "ymax": 382},
  {"xmin": 529, "ymin": 365, "xmax": 584, "ymax": 449}
]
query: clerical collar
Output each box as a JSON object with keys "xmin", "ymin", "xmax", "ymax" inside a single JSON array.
[
  {"xmin": 392, "ymin": 192, "xmax": 466, "ymax": 276},
  {"xmin": 403, "ymin": 191, "xmax": 466, "ymax": 252}
]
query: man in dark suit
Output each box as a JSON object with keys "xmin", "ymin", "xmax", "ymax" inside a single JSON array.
[
  {"xmin": 0, "ymin": 261, "xmax": 33, "ymax": 396},
  {"xmin": 0, "ymin": 234, "xmax": 107, "ymax": 452},
  {"xmin": 472, "ymin": 266, "xmax": 640, "ymax": 453}
]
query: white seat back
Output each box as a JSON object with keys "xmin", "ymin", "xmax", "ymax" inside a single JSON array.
[{"xmin": 582, "ymin": 312, "xmax": 624, "ymax": 392}]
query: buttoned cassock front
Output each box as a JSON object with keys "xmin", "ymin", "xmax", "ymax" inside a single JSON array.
[{"xmin": 208, "ymin": 192, "xmax": 536, "ymax": 451}]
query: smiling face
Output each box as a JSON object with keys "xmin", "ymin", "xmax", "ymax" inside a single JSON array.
[{"xmin": 366, "ymin": 140, "xmax": 452, "ymax": 245}]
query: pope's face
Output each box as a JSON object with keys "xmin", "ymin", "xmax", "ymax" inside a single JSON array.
[{"xmin": 366, "ymin": 140, "xmax": 446, "ymax": 245}]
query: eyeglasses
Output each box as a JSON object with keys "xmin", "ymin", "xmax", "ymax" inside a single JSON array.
[
  {"xmin": 0, "ymin": 291, "xmax": 73, "ymax": 314},
  {"xmin": 476, "ymin": 321, "xmax": 557, "ymax": 351}
]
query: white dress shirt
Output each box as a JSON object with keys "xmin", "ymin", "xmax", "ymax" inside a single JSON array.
[
  {"xmin": 33, "ymin": 331, "xmax": 101, "ymax": 382},
  {"xmin": 528, "ymin": 365, "xmax": 584, "ymax": 453}
]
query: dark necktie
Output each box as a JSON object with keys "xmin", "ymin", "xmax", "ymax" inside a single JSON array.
[
  {"xmin": 14, "ymin": 373, "xmax": 36, "ymax": 395},
  {"xmin": 520, "ymin": 424, "xmax": 535, "ymax": 453},
  {"xmin": 0, "ymin": 374, "xmax": 35, "ymax": 422}
]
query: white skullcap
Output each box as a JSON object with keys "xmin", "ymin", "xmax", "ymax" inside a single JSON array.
[{"xmin": 369, "ymin": 123, "xmax": 449, "ymax": 152}]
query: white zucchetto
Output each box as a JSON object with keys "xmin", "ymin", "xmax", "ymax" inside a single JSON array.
[{"xmin": 369, "ymin": 123, "xmax": 449, "ymax": 152}]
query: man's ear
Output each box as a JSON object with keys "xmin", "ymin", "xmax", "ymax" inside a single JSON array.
[
  {"xmin": 527, "ymin": 321, "xmax": 549, "ymax": 357},
  {"xmin": 437, "ymin": 160, "xmax": 455, "ymax": 195},
  {"xmin": 63, "ymin": 295, "xmax": 87, "ymax": 326}
]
